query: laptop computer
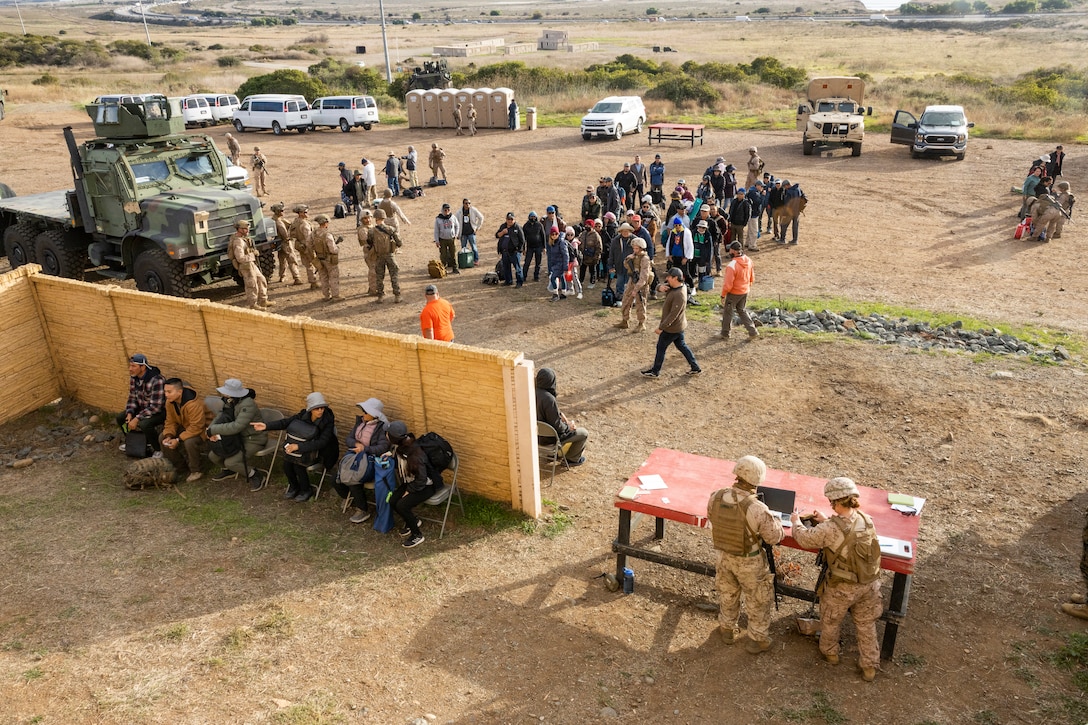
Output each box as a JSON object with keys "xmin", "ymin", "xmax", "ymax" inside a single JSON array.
[{"xmin": 756, "ymin": 486, "xmax": 796, "ymax": 527}]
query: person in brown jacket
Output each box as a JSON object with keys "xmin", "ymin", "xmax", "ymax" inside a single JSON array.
[
  {"xmin": 641, "ymin": 267, "xmax": 701, "ymax": 378},
  {"xmin": 160, "ymin": 378, "xmax": 211, "ymax": 482}
]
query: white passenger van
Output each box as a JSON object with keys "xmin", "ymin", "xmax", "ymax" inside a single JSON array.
[
  {"xmin": 172, "ymin": 95, "xmax": 213, "ymax": 127},
  {"xmin": 309, "ymin": 95, "xmax": 380, "ymax": 132},
  {"xmin": 232, "ymin": 94, "xmax": 311, "ymax": 135},
  {"xmin": 202, "ymin": 93, "xmax": 241, "ymax": 122}
]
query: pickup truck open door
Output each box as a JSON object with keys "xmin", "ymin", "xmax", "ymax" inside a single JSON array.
[{"xmin": 890, "ymin": 110, "xmax": 917, "ymax": 146}]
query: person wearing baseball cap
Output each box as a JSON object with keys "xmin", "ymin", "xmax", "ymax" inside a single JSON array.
[
  {"xmin": 664, "ymin": 214, "xmax": 694, "ymax": 296},
  {"xmin": 495, "ymin": 211, "xmax": 526, "ymax": 287},
  {"xmin": 116, "ymin": 353, "xmax": 166, "ymax": 456},
  {"xmin": 721, "ymin": 241, "xmax": 758, "ymax": 340},
  {"xmin": 791, "ymin": 477, "xmax": 883, "ymax": 682},
  {"xmin": 641, "ymin": 266, "xmax": 701, "ymax": 378},
  {"xmin": 420, "ymin": 284, "xmax": 455, "ymax": 342},
  {"xmin": 581, "ymin": 185, "xmax": 601, "ymax": 223},
  {"xmin": 384, "ymin": 151, "xmax": 402, "ymax": 197},
  {"xmin": 597, "ymin": 176, "xmax": 622, "ymax": 220},
  {"xmin": 615, "ymin": 162, "xmax": 637, "ymax": 216},
  {"xmin": 729, "ymin": 186, "xmax": 755, "ymax": 252},
  {"xmin": 434, "ymin": 202, "xmax": 461, "ymax": 274}
]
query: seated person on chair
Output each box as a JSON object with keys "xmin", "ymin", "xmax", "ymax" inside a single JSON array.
[
  {"xmin": 116, "ymin": 353, "xmax": 166, "ymax": 454},
  {"xmin": 160, "ymin": 378, "xmax": 211, "ymax": 483},
  {"xmin": 332, "ymin": 398, "xmax": 391, "ymax": 524},
  {"xmin": 253, "ymin": 392, "xmax": 338, "ymax": 502},
  {"xmin": 387, "ymin": 421, "xmax": 439, "ymax": 549},
  {"xmin": 207, "ymin": 378, "xmax": 267, "ymax": 491},
  {"xmin": 534, "ymin": 367, "xmax": 589, "ymax": 466}
]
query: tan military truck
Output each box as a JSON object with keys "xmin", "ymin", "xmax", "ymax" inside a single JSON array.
[{"xmin": 796, "ymin": 77, "xmax": 872, "ymax": 157}]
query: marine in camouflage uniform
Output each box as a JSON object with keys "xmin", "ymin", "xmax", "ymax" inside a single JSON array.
[
  {"xmin": 615, "ymin": 234, "xmax": 651, "ymax": 331},
  {"xmin": 791, "ymin": 477, "xmax": 883, "ymax": 681},
  {"xmin": 311, "ymin": 214, "xmax": 341, "ymax": 302},
  {"xmin": 707, "ymin": 455, "xmax": 784, "ymax": 654},
  {"xmin": 270, "ymin": 203, "xmax": 302, "ymax": 284},
  {"xmin": 370, "ymin": 209, "xmax": 402, "ymax": 303},
  {"xmin": 251, "ymin": 146, "xmax": 269, "ymax": 197},
  {"xmin": 357, "ymin": 209, "xmax": 378, "ymax": 296},
  {"xmin": 289, "ymin": 204, "xmax": 319, "ymax": 288},
  {"xmin": 227, "ymin": 219, "xmax": 271, "ymax": 309},
  {"xmin": 225, "ymin": 132, "xmax": 241, "ymax": 165},
  {"xmin": 1062, "ymin": 508, "xmax": 1088, "ymax": 621}
]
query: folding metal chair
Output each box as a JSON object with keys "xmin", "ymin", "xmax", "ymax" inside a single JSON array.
[
  {"xmin": 419, "ymin": 452, "xmax": 464, "ymax": 539},
  {"xmin": 253, "ymin": 408, "xmax": 285, "ymax": 488},
  {"xmin": 536, "ymin": 420, "xmax": 571, "ymax": 487}
]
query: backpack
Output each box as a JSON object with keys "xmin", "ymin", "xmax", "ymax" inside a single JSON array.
[
  {"xmin": 334, "ymin": 202, "xmax": 347, "ymax": 219},
  {"xmin": 428, "ymin": 259, "xmax": 447, "ymax": 278},
  {"xmin": 209, "ymin": 405, "xmax": 244, "ymax": 459},
  {"xmin": 482, "ymin": 271, "xmax": 500, "ymax": 285},
  {"xmin": 601, "ymin": 279, "xmax": 616, "ymax": 307},
  {"xmin": 428, "ymin": 178, "xmax": 448, "ymax": 187},
  {"xmin": 402, "ymin": 186, "xmax": 424, "ymax": 199},
  {"xmin": 417, "ymin": 431, "xmax": 454, "ymax": 485},
  {"xmin": 284, "ymin": 417, "xmax": 319, "ymax": 466}
]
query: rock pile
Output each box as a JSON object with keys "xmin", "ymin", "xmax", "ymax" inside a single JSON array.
[{"xmin": 747, "ymin": 308, "xmax": 1074, "ymax": 363}]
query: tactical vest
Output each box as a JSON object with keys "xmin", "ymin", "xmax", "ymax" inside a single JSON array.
[
  {"xmin": 709, "ymin": 488, "xmax": 759, "ymax": 556},
  {"xmin": 826, "ymin": 511, "xmax": 881, "ymax": 585}
]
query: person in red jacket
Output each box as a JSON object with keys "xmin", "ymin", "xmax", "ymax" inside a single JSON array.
[{"xmin": 721, "ymin": 241, "xmax": 758, "ymax": 340}]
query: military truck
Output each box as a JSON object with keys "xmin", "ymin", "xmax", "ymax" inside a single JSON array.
[
  {"xmin": 0, "ymin": 95, "xmax": 275, "ymax": 297},
  {"xmin": 796, "ymin": 77, "xmax": 872, "ymax": 157},
  {"xmin": 407, "ymin": 59, "xmax": 453, "ymax": 91}
]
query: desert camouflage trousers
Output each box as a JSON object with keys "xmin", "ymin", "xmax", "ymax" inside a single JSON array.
[
  {"xmin": 237, "ymin": 261, "xmax": 268, "ymax": 307},
  {"xmin": 364, "ymin": 246, "xmax": 378, "ymax": 294},
  {"xmin": 277, "ymin": 239, "xmax": 301, "ymax": 283},
  {"xmin": 620, "ymin": 285, "xmax": 647, "ymax": 324},
  {"xmin": 315, "ymin": 258, "xmax": 339, "ymax": 299},
  {"xmin": 297, "ymin": 243, "xmax": 318, "ymax": 284},
  {"xmin": 819, "ymin": 579, "xmax": 883, "ymax": 670},
  {"xmin": 716, "ymin": 550, "xmax": 774, "ymax": 643},
  {"xmin": 375, "ymin": 254, "xmax": 400, "ymax": 298}
]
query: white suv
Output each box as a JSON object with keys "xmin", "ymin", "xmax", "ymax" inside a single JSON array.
[{"xmin": 581, "ymin": 96, "xmax": 646, "ymax": 141}]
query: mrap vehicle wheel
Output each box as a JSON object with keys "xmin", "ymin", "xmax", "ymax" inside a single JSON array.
[
  {"xmin": 134, "ymin": 246, "xmax": 191, "ymax": 298},
  {"xmin": 3, "ymin": 222, "xmax": 37, "ymax": 267},
  {"xmin": 34, "ymin": 228, "xmax": 86, "ymax": 280},
  {"xmin": 0, "ymin": 182, "xmax": 14, "ymax": 199},
  {"xmin": 257, "ymin": 248, "xmax": 275, "ymax": 280}
]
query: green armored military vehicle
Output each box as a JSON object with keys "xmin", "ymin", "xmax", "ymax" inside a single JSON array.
[{"xmin": 0, "ymin": 94, "xmax": 275, "ymax": 297}]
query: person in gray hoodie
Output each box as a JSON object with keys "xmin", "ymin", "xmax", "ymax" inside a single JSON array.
[{"xmin": 433, "ymin": 203, "xmax": 461, "ymax": 274}]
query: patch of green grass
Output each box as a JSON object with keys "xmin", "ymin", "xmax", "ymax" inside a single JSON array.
[
  {"xmin": 255, "ymin": 607, "xmax": 294, "ymax": 638},
  {"xmin": 897, "ymin": 653, "xmax": 926, "ymax": 668},
  {"xmin": 159, "ymin": 496, "xmax": 276, "ymax": 542},
  {"xmin": 749, "ymin": 295, "xmax": 1086, "ymax": 356},
  {"xmin": 158, "ymin": 623, "xmax": 189, "ymax": 642},
  {"xmin": 270, "ymin": 693, "xmax": 345, "ymax": 724},
  {"xmin": 538, "ymin": 498, "xmax": 573, "ymax": 538},
  {"xmin": 22, "ymin": 667, "xmax": 44, "ymax": 682},
  {"xmin": 594, "ymin": 309, "xmax": 610, "ymax": 317},
  {"xmin": 1051, "ymin": 631, "xmax": 1088, "ymax": 693},
  {"xmin": 222, "ymin": 627, "xmax": 253, "ymax": 650},
  {"xmin": 782, "ymin": 690, "xmax": 848, "ymax": 724},
  {"xmin": 1013, "ymin": 666, "xmax": 1039, "ymax": 686},
  {"xmin": 3, "ymin": 639, "xmax": 25, "ymax": 652},
  {"xmin": 461, "ymin": 494, "xmax": 525, "ymax": 530}
]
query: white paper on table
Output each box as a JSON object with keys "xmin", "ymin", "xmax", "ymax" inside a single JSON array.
[
  {"xmin": 891, "ymin": 497, "xmax": 926, "ymax": 516},
  {"xmin": 638, "ymin": 474, "xmax": 668, "ymax": 490}
]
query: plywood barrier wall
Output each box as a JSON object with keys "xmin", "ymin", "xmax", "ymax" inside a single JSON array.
[
  {"xmin": 0, "ymin": 268, "xmax": 541, "ymax": 516},
  {"xmin": 0, "ymin": 267, "xmax": 63, "ymax": 425}
]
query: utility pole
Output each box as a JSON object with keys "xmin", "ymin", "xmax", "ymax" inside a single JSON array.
[
  {"xmin": 14, "ymin": 0, "xmax": 27, "ymax": 35},
  {"xmin": 377, "ymin": 0, "xmax": 392, "ymax": 83},
  {"xmin": 139, "ymin": 1, "xmax": 152, "ymax": 46}
]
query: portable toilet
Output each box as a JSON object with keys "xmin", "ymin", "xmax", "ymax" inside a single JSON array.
[
  {"xmin": 438, "ymin": 88, "xmax": 457, "ymax": 129},
  {"xmin": 490, "ymin": 87, "xmax": 513, "ymax": 130},
  {"xmin": 406, "ymin": 89, "xmax": 426, "ymax": 128},
  {"xmin": 471, "ymin": 87, "xmax": 492, "ymax": 128},
  {"xmin": 422, "ymin": 91, "xmax": 440, "ymax": 129}
]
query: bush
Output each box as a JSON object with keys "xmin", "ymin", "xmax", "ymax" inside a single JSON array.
[
  {"xmin": 1000, "ymin": 0, "xmax": 1037, "ymax": 11},
  {"xmin": 646, "ymin": 75, "xmax": 721, "ymax": 108},
  {"xmin": 218, "ymin": 55, "xmax": 240, "ymax": 67},
  {"xmin": 32, "ymin": 73, "xmax": 59, "ymax": 86},
  {"xmin": 1040, "ymin": 0, "xmax": 1070, "ymax": 8},
  {"xmin": 307, "ymin": 57, "xmax": 388, "ymax": 95},
  {"xmin": 646, "ymin": 7, "xmax": 659, "ymax": 14},
  {"xmin": 236, "ymin": 69, "xmax": 329, "ymax": 101},
  {"xmin": 532, "ymin": 11, "xmax": 543, "ymax": 19},
  {"xmin": 0, "ymin": 33, "xmax": 110, "ymax": 68}
]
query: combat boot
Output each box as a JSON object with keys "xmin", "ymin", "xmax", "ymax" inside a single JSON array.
[
  {"xmin": 821, "ymin": 652, "xmax": 839, "ymax": 665},
  {"xmin": 613, "ymin": 319, "xmax": 629, "ymax": 329},
  {"xmin": 394, "ymin": 294, "xmax": 402, "ymax": 303},
  {"xmin": 718, "ymin": 627, "xmax": 737, "ymax": 645},
  {"xmin": 634, "ymin": 322, "xmax": 646, "ymax": 333},
  {"xmin": 859, "ymin": 665, "xmax": 877, "ymax": 682},
  {"xmin": 745, "ymin": 637, "xmax": 772, "ymax": 655},
  {"xmin": 1062, "ymin": 602, "xmax": 1088, "ymax": 620}
]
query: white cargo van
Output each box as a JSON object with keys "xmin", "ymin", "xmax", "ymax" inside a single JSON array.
[
  {"xmin": 309, "ymin": 95, "xmax": 380, "ymax": 132},
  {"xmin": 172, "ymin": 95, "xmax": 213, "ymax": 127},
  {"xmin": 232, "ymin": 94, "xmax": 311, "ymax": 135},
  {"xmin": 202, "ymin": 93, "xmax": 241, "ymax": 122}
]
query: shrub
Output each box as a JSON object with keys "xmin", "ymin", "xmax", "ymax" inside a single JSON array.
[
  {"xmin": 646, "ymin": 75, "xmax": 721, "ymax": 107},
  {"xmin": 109, "ymin": 39, "xmax": 153, "ymax": 60},
  {"xmin": 532, "ymin": 11, "xmax": 543, "ymax": 19},
  {"xmin": 236, "ymin": 69, "xmax": 329, "ymax": 101},
  {"xmin": 32, "ymin": 73, "xmax": 59, "ymax": 86},
  {"xmin": 207, "ymin": 43, "xmax": 224, "ymax": 51},
  {"xmin": 218, "ymin": 55, "xmax": 240, "ymax": 67},
  {"xmin": 490, "ymin": 9, "xmax": 500, "ymax": 15},
  {"xmin": 646, "ymin": 6, "xmax": 659, "ymax": 14},
  {"xmin": 1000, "ymin": 0, "xmax": 1037, "ymax": 11},
  {"xmin": 1040, "ymin": 0, "xmax": 1070, "ymax": 8}
]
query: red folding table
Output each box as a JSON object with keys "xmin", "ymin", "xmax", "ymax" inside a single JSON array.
[{"xmin": 613, "ymin": 448, "xmax": 920, "ymax": 659}]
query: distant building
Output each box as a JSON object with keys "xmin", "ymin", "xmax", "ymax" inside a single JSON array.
[
  {"xmin": 537, "ymin": 29, "xmax": 598, "ymax": 53},
  {"xmin": 433, "ymin": 37, "xmax": 506, "ymax": 57}
]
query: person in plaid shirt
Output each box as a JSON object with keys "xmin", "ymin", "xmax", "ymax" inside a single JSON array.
[{"xmin": 115, "ymin": 353, "xmax": 166, "ymax": 455}]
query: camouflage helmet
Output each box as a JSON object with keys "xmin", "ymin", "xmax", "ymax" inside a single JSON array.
[
  {"xmin": 313, "ymin": 213, "xmax": 330, "ymax": 224},
  {"xmin": 733, "ymin": 455, "xmax": 767, "ymax": 488},
  {"xmin": 234, "ymin": 219, "xmax": 251, "ymax": 229},
  {"xmin": 373, "ymin": 209, "xmax": 387, "ymax": 220},
  {"xmin": 293, "ymin": 204, "xmax": 309, "ymax": 213},
  {"xmin": 824, "ymin": 477, "xmax": 859, "ymax": 501},
  {"xmin": 270, "ymin": 202, "xmax": 285, "ymax": 214}
]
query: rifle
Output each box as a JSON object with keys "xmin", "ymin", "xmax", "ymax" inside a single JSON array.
[{"xmin": 764, "ymin": 542, "xmax": 779, "ymax": 611}]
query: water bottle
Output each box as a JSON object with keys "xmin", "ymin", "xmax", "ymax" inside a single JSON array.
[{"xmin": 622, "ymin": 567, "xmax": 634, "ymax": 594}]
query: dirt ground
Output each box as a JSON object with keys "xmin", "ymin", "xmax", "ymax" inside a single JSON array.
[{"xmin": 2, "ymin": 108, "xmax": 1088, "ymax": 724}]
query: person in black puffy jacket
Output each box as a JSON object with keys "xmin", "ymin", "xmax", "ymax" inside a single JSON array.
[{"xmin": 253, "ymin": 391, "xmax": 339, "ymax": 502}]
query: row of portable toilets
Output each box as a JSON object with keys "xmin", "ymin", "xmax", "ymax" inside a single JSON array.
[{"xmin": 406, "ymin": 87, "xmax": 519, "ymax": 130}]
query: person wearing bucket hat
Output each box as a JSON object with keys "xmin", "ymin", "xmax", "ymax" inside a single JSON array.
[
  {"xmin": 207, "ymin": 378, "xmax": 268, "ymax": 491},
  {"xmin": 332, "ymin": 398, "xmax": 392, "ymax": 524},
  {"xmin": 116, "ymin": 353, "xmax": 167, "ymax": 455},
  {"xmin": 706, "ymin": 455, "xmax": 783, "ymax": 654},
  {"xmin": 386, "ymin": 420, "xmax": 440, "ymax": 548},
  {"xmin": 252, "ymin": 393, "xmax": 339, "ymax": 502},
  {"xmin": 791, "ymin": 478, "xmax": 883, "ymax": 682},
  {"xmin": 746, "ymin": 146, "xmax": 764, "ymax": 189}
]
